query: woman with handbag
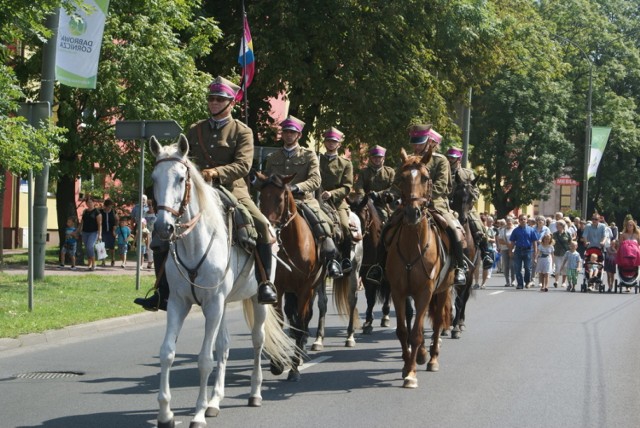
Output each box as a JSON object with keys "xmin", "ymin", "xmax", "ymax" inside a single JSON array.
[{"xmin": 78, "ymin": 196, "xmax": 102, "ymax": 271}]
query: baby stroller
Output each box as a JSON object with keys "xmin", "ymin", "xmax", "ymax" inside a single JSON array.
[
  {"xmin": 581, "ymin": 247, "xmax": 605, "ymax": 293},
  {"xmin": 614, "ymin": 239, "xmax": 640, "ymax": 294}
]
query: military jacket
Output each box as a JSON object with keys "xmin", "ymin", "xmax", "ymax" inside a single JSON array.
[
  {"xmin": 451, "ymin": 166, "xmax": 480, "ymax": 201},
  {"xmin": 186, "ymin": 118, "xmax": 253, "ymax": 200},
  {"xmin": 319, "ymin": 154, "xmax": 354, "ymax": 210},
  {"xmin": 264, "ymin": 145, "xmax": 321, "ymax": 202},
  {"xmin": 354, "ymin": 165, "xmax": 395, "ymax": 197}
]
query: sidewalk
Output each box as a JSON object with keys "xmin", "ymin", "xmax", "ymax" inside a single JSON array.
[{"xmin": 1, "ymin": 262, "xmax": 156, "ymax": 276}]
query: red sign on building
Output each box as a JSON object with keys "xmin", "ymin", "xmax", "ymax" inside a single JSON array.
[{"xmin": 554, "ymin": 176, "xmax": 580, "ymax": 186}]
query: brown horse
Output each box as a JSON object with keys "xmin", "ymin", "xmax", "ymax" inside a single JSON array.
[
  {"xmin": 449, "ymin": 174, "xmax": 479, "ymax": 339},
  {"xmin": 385, "ymin": 148, "xmax": 453, "ymax": 389},
  {"xmin": 255, "ymin": 172, "xmax": 352, "ymax": 380}
]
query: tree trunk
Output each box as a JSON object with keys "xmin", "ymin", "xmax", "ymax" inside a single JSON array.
[
  {"xmin": 56, "ymin": 173, "xmax": 77, "ymax": 245},
  {"xmin": 0, "ymin": 167, "xmax": 5, "ymax": 268}
]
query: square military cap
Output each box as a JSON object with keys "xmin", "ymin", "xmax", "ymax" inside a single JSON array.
[
  {"xmin": 280, "ymin": 115, "xmax": 305, "ymax": 132},
  {"xmin": 208, "ymin": 76, "xmax": 240, "ymax": 99},
  {"xmin": 323, "ymin": 127, "xmax": 345, "ymax": 142}
]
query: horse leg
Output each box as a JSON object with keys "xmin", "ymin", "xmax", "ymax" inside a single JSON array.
[
  {"xmin": 428, "ymin": 292, "xmax": 451, "ymax": 372},
  {"xmin": 390, "ymin": 292, "xmax": 412, "ymax": 384},
  {"xmin": 247, "ymin": 301, "xmax": 268, "ymax": 408},
  {"xmin": 269, "ymin": 293, "xmax": 286, "ymax": 376},
  {"xmin": 407, "ymin": 293, "xmax": 430, "ymax": 388},
  {"xmin": 312, "ymin": 281, "xmax": 327, "ymax": 351},
  {"xmin": 405, "ymin": 297, "xmax": 414, "ymax": 347},
  {"xmin": 345, "ymin": 274, "xmax": 358, "ymax": 348},
  {"xmin": 284, "ymin": 293, "xmax": 303, "ymax": 382},
  {"xmin": 362, "ymin": 279, "xmax": 376, "ymax": 333},
  {"xmin": 451, "ymin": 291, "xmax": 463, "ymax": 339},
  {"xmin": 190, "ymin": 300, "xmax": 224, "ymax": 427},
  {"xmin": 206, "ymin": 315, "xmax": 230, "ymax": 417},
  {"xmin": 158, "ymin": 300, "xmax": 191, "ymax": 428},
  {"xmin": 381, "ymin": 282, "xmax": 392, "ymax": 327}
]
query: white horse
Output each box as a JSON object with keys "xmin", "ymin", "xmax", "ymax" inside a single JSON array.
[{"xmin": 150, "ymin": 135, "xmax": 294, "ymax": 428}]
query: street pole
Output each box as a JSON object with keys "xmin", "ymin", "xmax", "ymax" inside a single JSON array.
[
  {"xmin": 462, "ymin": 87, "xmax": 472, "ymax": 168},
  {"xmin": 33, "ymin": 10, "xmax": 58, "ymax": 280},
  {"xmin": 582, "ymin": 68, "xmax": 593, "ymax": 218}
]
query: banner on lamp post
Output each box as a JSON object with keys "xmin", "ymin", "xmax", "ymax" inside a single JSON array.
[
  {"xmin": 587, "ymin": 126, "xmax": 612, "ymax": 179},
  {"xmin": 55, "ymin": 0, "xmax": 110, "ymax": 89}
]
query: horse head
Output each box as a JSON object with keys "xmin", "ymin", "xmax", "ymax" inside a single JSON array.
[
  {"xmin": 256, "ymin": 172, "xmax": 297, "ymax": 227},
  {"xmin": 149, "ymin": 134, "xmax": 209, "ymax": 240},
  {"xmin": 450, "ymin": 173, "xmax": 477, "ymax": 224},
  {"xmin": 398, "ymin": 147, "xmax": 433, "ymax": 225}
]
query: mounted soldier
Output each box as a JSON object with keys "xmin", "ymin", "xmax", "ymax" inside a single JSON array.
[
  {"xmin": 258, "ymin": 115, "xmax": 344, "ymax": 279},
  {"xmin": 134, "ymin": 76, "xmax": 277, "ymax": 311},
  {"xmin": 353, "ymin": 145, "xmax": 395, "ymax": 223},
  {"xmin": 446, "ymin": 147, "xmax": 494, "ymax": 269},
  {"xmin": 319, "ymin": 126, "xmax": 354, "ymax": 274},
  {"xmin": 366, "ymin": 124, "xmax": 467, "ymax": 287}
]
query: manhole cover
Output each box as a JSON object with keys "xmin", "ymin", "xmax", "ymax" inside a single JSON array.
[{"xmin": 14, "ymin": 371, "xmax": 85, "ymax": 380}]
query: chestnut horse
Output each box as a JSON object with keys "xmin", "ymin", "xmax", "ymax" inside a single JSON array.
[
  {"xmin": 448, "ymin": 174, "xmax": 479, "ymax": 339},
  {"xmin": 255, "ymin": 172, "xmax": 353, "ymax": 380},
  {"xmin": 385, "ymin": 148, "xmax": 453, "ymax": 389}
]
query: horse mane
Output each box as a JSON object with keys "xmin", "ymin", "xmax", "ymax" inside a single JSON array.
[{"xmin": 156, "ymin": 143, "xmax": 225, "ymax": 230}]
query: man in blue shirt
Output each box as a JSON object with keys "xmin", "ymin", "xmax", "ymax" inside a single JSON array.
[
  {"xmin": 509, "ymin": 214, "xmax": 539, "ymax": 289},
  {"xmin": 581, "ymin": 214, "xmax": 607, "ymax": 249}
]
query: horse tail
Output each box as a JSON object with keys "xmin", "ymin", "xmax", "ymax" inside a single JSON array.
[
  {"xmin": 428, "ymin": 288, "xmax": 453, "ymax": 332},
  {"xmin": 243, "ymin": 299, "xmax": 296, "ymax": 368},
  {"xmin": 377, "ymin": 279, "xmax": 390, "ymax": 304},
  {"xmin": 332, "ymin": 275, "xmax": 360, "ymax": 330}
]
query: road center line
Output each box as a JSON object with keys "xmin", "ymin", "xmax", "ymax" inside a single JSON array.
[
  {"xmin": 489, "ymin": 290, "xmax": 505, "ymax": 295},
  {"xmin": 299, "ymin": 356, "xmax": 332, "ymax": 372}
]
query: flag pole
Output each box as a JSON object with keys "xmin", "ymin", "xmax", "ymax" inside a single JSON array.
[{"xmin": 241, "ymin": 0, "xmax": 248, "ymax": 124}]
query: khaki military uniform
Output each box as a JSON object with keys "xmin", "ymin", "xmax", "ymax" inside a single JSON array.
[
  {"xmin": 320, "ymin": 154, "xmax": 354, "ymax": 238},
  {"xmin": 354, "ymin": 165, "xmax": 395, "ymax": 222},
  {"xmin": 187, "ymin": 118, "xmax": 271, "ymax": 244},
  {"xmin": 451, "ymin": 165, "xmax": 485, "ymax": 237},
  {"xmin": 263, "ymin": 146, "xmax": 333, "ymax": 236}
]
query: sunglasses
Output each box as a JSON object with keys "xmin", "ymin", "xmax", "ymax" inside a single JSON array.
[{"xmin": 208, "ymin": 96, "xmax": 231, "ymax": 103}]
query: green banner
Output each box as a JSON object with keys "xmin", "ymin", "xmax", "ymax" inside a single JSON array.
[{"xmin": 587, "ymin": 126, "xmax": 611, "ymax": 179}]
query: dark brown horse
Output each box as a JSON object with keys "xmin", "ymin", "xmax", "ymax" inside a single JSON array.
[
  {"xmin": 255, "ymin": 172, "xmax": 352, "ymax": 380},
  {"xmin": 349, "ymin": 195, "xmax": 393, "ymax": 332},
  {"xmin": 448, "ymin": 174, "xmax": 479, "ymax": 339},
  {"xmin": 385, "ymin": 148, "xmax": 453, "ymax": 389}
]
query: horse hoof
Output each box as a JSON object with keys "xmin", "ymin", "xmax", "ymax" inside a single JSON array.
[
  {"xmin": 362, "ymin": 322, "xmax": 373, "ymax": 334},
  {"xmin": 205, "ymin": 406, "xmax": 220, "ymax": 417},
  {"xmin": 188, "ymin": 421, "xmax": 207, "ymax": 428},
  {"xmin": 440, "ymin": 329, "xmax": 449, "ymax": 337},
  {"xmin": 403, "ymin": 376, "xmax": 418, "ymax": 389},
  {"xmin": 345, "ymin": 338, "xmax": 356, "ymax": 348},
  {"xmin": 416, "ymin": 351, "xmax": 427, "ymax": 366},
  {"xmin": 248, "ymin": 396, "xmax": 262, "ymax": 407},
  {"xmin": 451, "ymin": 330, "xmax": 461, "ymax": 339},
  {"xmin": 270, "ymin": 361, "xmax": 284, "ymax": 376},
  {"xmin": 381, "ymin": 315, "xmax": 390, "ymax": 327},
  {"xmin": 311, "ymin": 342, "xmax": 323, "ymax": 351},
  {"xmin": 287, "ymin": 370, "xmax": 301, "ymax": 382},
  {"xmin": 427, "ymin": 362, "xmax": 440, "ymax": 372},
  {"xmin": 158, "ymin": 419, "xmax": 175, "ymax": 428}
]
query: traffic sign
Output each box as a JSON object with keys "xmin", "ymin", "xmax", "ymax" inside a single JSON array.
[{"xmin": 115, "ymin": 120, "xmax": 182, "ymax": 140}]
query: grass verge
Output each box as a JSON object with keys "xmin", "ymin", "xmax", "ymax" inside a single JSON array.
[{"xmin": 0, "ymin": 273, "xmax": 154, "ymax": 339}]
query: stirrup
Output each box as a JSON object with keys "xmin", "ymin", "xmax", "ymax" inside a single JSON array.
[
  {"xmin": 365, "ymin": 265, "xmax": 384, "ymax": 286},
  {"xmin": 341, "ymin": 259, "xmax": 353, "ymax": 274},
  {"xmin": 453, "ymin": 268, "xmax": 466, "ymax": 286},
  {"xmin": 327, "ymin": 260, "xmax": 343, "ymax": 279}
]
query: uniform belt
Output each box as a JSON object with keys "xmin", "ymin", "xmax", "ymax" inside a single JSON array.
[{"xmin": 540, "ymin": 254, "xmax": 549, "ymax": 258}]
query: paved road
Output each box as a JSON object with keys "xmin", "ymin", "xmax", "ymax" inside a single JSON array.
[{"xmin": 1, "ymin": 271, "xmax": 640, "ymax": 428}]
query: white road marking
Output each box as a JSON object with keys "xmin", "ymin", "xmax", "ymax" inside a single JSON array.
[
  {"xmin": 298, "ymin": 356, "xmax": 332, "ymax": 372},
  {"xmin": 489, "ymin": 290, "xmax": 505, "ymax": 295}
]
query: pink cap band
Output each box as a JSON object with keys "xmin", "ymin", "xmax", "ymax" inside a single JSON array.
[
  {"xmin": 208, "ymin": 83, "xmax": 236, "ymax": 98},
  {"xmin": 281, "ymin": 119, "xmax": 304, "ymax": 132},
  {"xmin": 446, "ymin": 148, "xmax": 463, "ymax": 158},
  {"xmin": 425, "ymin": 129, "xmax": 442, "ymax": 144}
]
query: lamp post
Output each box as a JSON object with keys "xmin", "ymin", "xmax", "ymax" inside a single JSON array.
[{"xmin": 554, "ymin": 35, "xmax": 593, "ymax": 217}]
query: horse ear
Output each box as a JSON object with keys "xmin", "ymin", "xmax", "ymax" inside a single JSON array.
[
  {"xmin": 177, "ymin": 134, "xmax": 189, "ymax": 157},
  {"xmin": 400, "ymin": 148, "xmax": 408, "ymax": 162},
  {"xmin": 149, "ymin": 136, "xmax": 162, "ymax": 158},
  {"xmin": 420, "ymin": 145, "xmax": 434, "ymax": 164}
]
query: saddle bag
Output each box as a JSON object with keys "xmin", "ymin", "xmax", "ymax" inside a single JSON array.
[{"xmin": 215, "ymin": 185, "xmax": 258, "ymax": 251}]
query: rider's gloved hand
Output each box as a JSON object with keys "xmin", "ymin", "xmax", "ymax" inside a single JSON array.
[{"xmin": 290, "ymin": 185, "xmax": 303, "ymax": 195}]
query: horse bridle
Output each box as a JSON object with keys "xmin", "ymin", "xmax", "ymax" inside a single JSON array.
[
  {"xmin": 154, "ymin": 157, "xmax": 202, "ymax": 239},
  {"xmin": 401, "ymin": 163, "xmax": 432, "ymax": 210}
]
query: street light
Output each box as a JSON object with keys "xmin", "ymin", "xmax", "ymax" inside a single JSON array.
[{"xmin": 554, "ymin": 35, "xmax": 593, "ymax": 217}]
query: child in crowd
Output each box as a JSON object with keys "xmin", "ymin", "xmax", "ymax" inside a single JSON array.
[
  {"xmin": 115, "ymin": 217, "xmax": 131, "ymax": 268},
  {"xmin": 59, "ymin": 217, "xmax": 78, "ymax": 270},
  {"xmin": 560, "ymin": 241, "xmax": 582, "ymax": 292},
  {"xmin": 604, "ymin": 239, "xmax": 618, "ymax": 292},
  {"xmin": 535, "ymin": 234, "xmax": 554, "ymax": 291},
  {"xmin": 586, "ymin": 252, "xmax": 602, "ymax": 280}
]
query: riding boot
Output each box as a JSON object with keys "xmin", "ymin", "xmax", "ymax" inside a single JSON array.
[
  {"xmin": 134, "ymin": 247, "xmax": 169, "ymax": 311},
  {"xmin": 446, "ymin": 226, "xmax": 467, "ymax": 286},
  {"xmin": 365, "ymin": 225, "xmax": 389, "ymax": 286},
  {"xmin": 340, "ymin": 234, "xmax": 353, "ymax": 274},
  {"xmin": 320, "ymin": 237, "xmax": 343, "ymax": 279},
  {"xmin": 478, "ymin": 237, "xmax": 494, "ymax": 270},
  {"xmin": 255, "ymin": 243, "xmax": 278, "ymax": 304}
]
